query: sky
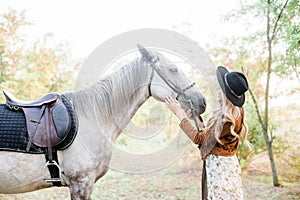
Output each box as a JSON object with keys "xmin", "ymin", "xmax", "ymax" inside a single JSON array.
[
  {"xmin": 1, "ymin": 0, "xmax": 298, "ymax": 106},
  {"xmin": 0, "ymin": 0, "xmax": 240, "ymax": 59}
]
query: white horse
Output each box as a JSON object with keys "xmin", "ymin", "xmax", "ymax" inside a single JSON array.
[{"xmin": 0, "ymin": 45, "xmax": 206, "ymax": 199}]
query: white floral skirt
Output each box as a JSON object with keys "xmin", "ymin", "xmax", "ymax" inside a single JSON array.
[{"xmin": 205, "ymin": 154, "xmax": 243, "ymax": 200}]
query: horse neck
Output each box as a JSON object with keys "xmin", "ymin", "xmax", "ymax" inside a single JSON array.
[{"xmin": 65, "ymin": 58, "xmax": 151, "ymax": 138}]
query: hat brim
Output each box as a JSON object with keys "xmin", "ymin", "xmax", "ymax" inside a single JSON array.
[{"xmin": 217, "ymin": 66, "xmax": 245, "ymax": 107}]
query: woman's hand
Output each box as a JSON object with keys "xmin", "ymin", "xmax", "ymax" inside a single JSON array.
[
  {"xmin": 165, "ymin": 96, "xmax": 185, "ymax": 121},
  {"xmin": 185, "ymin": 109, "xmax": 193, "ymax": 120}
]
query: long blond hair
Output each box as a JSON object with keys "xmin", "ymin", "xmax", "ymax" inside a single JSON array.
[{"xmin": 206, "ymin": 88, "xmax": 249, "ymax": 145}]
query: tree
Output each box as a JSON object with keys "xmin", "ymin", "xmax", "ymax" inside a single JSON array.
[
  {"xmin": 219, "ymin": 0, "xmax": 300, "ymax": 186},
  {"xmin": 0, "ymin": 8, "xmax": 78, "ymax": 103}
]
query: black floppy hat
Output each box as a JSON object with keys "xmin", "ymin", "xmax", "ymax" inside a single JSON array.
[{"xmin": 217, "ymin": 66, "xmax": 248, "ymax": 107}]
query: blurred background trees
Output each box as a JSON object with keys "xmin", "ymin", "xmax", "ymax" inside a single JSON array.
[
  {"xmin": 0, "ymin": 8, "xmax": 78, "ymax": 103},
  {"xmin": 0, "ymin": 0, "xmax": 299, "ymax": 190},
  {"xmin": 210, "ymin": 0, "xmax": 300, "ymax": 186}
]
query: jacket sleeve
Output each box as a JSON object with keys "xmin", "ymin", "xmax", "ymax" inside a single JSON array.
[{"xmin": 179, "ymin": 118, "xmax": 207, "ymax": 145}]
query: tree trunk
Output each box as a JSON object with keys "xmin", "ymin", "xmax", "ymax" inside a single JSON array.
[
  {"xmin": 266, "ymin": 140, "xmax": 280, "ymax": 186},
  {"xmin": 265, "ymin": 0, "xmax": 280, "ymax": 186},
  {"xmin": 262, "ymin": 127, "xmax": 280, "ymax": 186}
]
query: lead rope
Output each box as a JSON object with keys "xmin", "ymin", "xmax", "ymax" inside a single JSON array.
[
  {"xmin": 188, "ymin": 100, "xmax": 202, "ymax": 132},
  {"xmin": 189, "ymin": 100, "xmax": 204, "ymax": 150}
]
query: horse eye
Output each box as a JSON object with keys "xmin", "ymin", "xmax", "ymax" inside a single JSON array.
[
  {"xmin": 169, "ymin": 66, "xmax": 178, "ymax": 72},
  {"xmin": 153, "ymin": 56, "xmax": 159, "ymax": 63}
]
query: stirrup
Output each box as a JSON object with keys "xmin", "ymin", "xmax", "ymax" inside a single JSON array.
[{"xmin": 43, "ymin": 160, "xmax": 63, "ymax": 183}]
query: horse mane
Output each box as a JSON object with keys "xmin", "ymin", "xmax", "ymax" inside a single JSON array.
[{"xmin": 64, "ymin": 57, "xmax": 151, "ymax": 126}]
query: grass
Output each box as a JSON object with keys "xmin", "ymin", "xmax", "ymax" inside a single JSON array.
[
  {"xmin": 1, "ymin": 105, "xmax": 299, "ymax": 199},
  {"xmin": 1, "ymin": 147, "xmax": 299, "ymax": 200}
]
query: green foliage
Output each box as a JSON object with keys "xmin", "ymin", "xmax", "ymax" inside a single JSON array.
[
  {"xmin": 237, "ymin": 102, "xmax": 294, "ymax": 170},
  {"xmin": 222, "ymin": 0, "xmax": 300, "ymax": 80},
  {"xmin": 279, "ymin": 148, "xmax": 300, "ymax": 182},
  {"xmin": 237, "ymin": 102, "xmax": 265, "ymax": 168},
  {"xmin": 273, "ymin": 0, "xmax": 300, "ymax": 78},
  {"xmin": 0, "ymin": 9, "xmax": 78, "ymax": 103},
  {"xmin": 212, "ymin": 1, "xmax": 300, "ymax": 174}
]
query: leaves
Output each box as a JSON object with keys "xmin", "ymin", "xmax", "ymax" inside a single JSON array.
[
  {"xmin": 211, "ymin": 0, "xmax": 300, "ymax": 186},
  {"xmin": 0, "ymin": 9, "xmax": 78, "ymax": 103}
]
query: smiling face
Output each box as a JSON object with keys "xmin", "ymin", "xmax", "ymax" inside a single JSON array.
[{"xmin": 138, "ymin": 45, "xmax": 206, "ymax": 116}]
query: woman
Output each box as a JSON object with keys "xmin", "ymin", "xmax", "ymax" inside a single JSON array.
[{"xmin": 165, "ymin": 66, "xmax": 249, "ymax": 200}]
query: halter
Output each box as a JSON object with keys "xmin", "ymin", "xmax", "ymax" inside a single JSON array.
[
  {"xmin": 147, "ymin": 62, "xmax": 195, "ymax": 100},
  {"xmin": 147, "ymin": 61, "xmax": 203, "ymax": 133}
]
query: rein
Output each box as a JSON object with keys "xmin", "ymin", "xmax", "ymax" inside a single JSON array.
[{"xmin": 147, "ymin": 61, "xmax": 202, "ymax": 133}]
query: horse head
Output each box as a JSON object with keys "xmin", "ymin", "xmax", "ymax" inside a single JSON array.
[{"xmin": 137, "ymin": 44, "xmax": 206, "ymax": 123}]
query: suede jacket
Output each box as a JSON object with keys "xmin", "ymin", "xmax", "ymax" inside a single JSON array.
[{"xmin": 179, "ymin": 115, "xmax": 243, "ymax": 160}]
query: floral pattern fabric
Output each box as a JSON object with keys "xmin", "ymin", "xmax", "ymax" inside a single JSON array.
[{"xmin": 205, "ymin": 154, "xmax": 243, "ymax": 200}]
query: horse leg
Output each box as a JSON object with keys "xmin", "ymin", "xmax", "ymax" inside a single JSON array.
[{"xmin": 69, "ymin": 178, "xmax": 95, "ymax": 200}]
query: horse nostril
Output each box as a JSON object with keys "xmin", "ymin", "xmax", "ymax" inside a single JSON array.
[
  {"xmin": 202, "ymin": 97, "xmax": 206, "ymax": 108},
  {"xmin": 200, "ymin": 98, "xmax": 206, "ymax": 114}
]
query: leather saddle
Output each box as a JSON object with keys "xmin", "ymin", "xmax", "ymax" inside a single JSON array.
[{"xmin": 3, "ymin": 90, "xmax": 71, "ymax": 161}]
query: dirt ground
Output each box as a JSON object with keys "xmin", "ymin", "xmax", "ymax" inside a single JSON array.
[{"xmin": 0, "ymin": 147, "xmax": 299, "ymax": 200}]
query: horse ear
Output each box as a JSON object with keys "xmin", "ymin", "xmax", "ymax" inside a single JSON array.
[{"xmin": 137, "ymin": 44, "xmax": 155, "ymax": 61}]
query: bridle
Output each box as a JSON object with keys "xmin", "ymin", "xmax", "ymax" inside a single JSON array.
[
  {"xmin": 147, "ymin": 60, "xmax": 203, "ymax": 132},
  {"xmin": 147, "ymin": 61, "xmax": 195, "ymax": 100}
]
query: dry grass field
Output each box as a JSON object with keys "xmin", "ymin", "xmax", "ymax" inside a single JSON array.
[{"xmin": 1, "ymin": 105, "xmax": 299, "ymax": 200}]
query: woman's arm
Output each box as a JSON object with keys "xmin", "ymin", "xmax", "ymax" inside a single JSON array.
[
  {"xmin": 164, "ymin": 96, "xmax": 186, "ymax": 121},
  {"xmin": 179, "ymin": 119, "xmax": 207, "ymax": 144},
  {"xmin": 165, "ymin": 96, "xmax": 206, "ymax": 144}
]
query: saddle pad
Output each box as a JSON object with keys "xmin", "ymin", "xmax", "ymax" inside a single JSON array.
[{"xmin": 0, "ymin": 95, "xmax": 78, "ymax": 154}]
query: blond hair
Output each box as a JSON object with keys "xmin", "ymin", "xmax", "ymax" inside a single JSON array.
[{"xmin": 206, "ymin": 88, "xmax": 248, "ymax": 145}]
